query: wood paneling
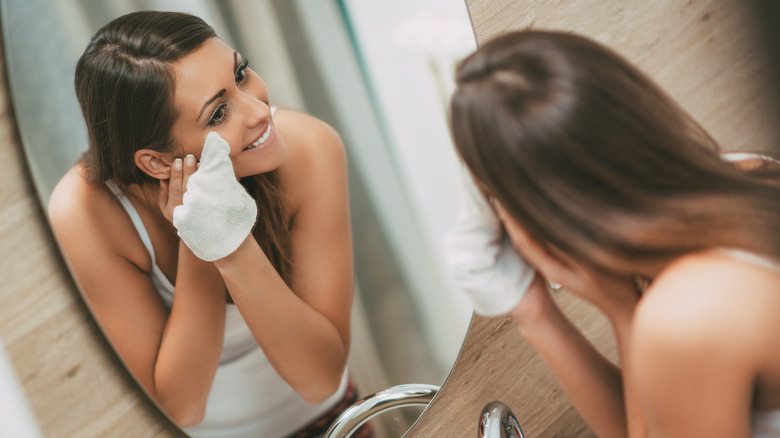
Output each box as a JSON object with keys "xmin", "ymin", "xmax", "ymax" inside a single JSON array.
[{"xmin": 407, "ymin": 292, "xmax": 612, "ymax": 437}]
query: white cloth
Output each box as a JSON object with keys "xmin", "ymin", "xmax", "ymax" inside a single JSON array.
[
  {"xmin": 753, "ymin": 409, "xmax": 780, "ymax": 438},
  {"xmin": 105, "ymin": 178, "xmax": 348, "ymax": 438},
  {"xmin": 443, "ymin": 168, "xmax": 535, "ymax": 316},
  {"xmin": 173, "ymin": 132, "xmax": 258, "ymax": 261}
]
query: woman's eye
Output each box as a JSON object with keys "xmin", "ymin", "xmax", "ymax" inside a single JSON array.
[
  {"xmin": 208, "ymin": 104, "xmax": 227, "ymax": 126},
  {"xmin": 235, "ymin": 59, "xmax": 249, "ymax": 84}
]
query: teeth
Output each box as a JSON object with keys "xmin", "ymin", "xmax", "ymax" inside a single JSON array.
[{"xmin": 246, "ymin": 124, "xmax": 272, "ymax": 150}]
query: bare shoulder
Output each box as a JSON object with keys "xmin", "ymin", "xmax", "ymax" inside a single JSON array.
[
  {"xmin": 49, "ymin": 165, "xmax": 112, "ymax": 235},
  {"xmin": 633, "ymin": 250, "xmax": 780, "ymax": 372},
  {"xmin": 48, "ymin": 164, "xmax": 150, "ymax": 272},
  {"xmin": 274, "ymin": 108, "xmax": 346, "ymax": 167},
  {"xmin": 273, "ymin": 108, "xmax": 347, "ymax": 209},
  {"xmin": 630, "ymin": 250, "xmax": 780, "ymax": 437}
]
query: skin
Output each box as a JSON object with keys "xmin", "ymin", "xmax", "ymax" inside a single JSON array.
[
  {"xmin": 494, "ymin": 201, "xmax": 780, "ymax": 438},
  {"xmin": 48, "ymin": 37, "xmax": 354, "ymax": 427}
]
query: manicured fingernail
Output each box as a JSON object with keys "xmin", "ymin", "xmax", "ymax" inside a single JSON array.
[
  {"xmin": 173, "ymin": 158, "xmax": 182, "ymax": 170},
  {"xmin": 185, "ymin": 154, "xmax": 196, "ymax": 167}
]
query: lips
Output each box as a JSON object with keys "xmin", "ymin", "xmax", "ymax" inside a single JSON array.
[{"xmin": 243, "ymin": 123, "xmax": 272, "ymax": 151}]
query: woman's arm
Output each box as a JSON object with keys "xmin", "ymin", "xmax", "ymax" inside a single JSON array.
[
  {"xmin": 510, "ymin": 276, "xmax": 630, "ymax": 438},
  {"xmin": 48, "ymin": 166, "xmax": 227, "ymax": 426},
  {"xmin": 213, "ymin": 111, "xmax": 354, "ymax": 404}
]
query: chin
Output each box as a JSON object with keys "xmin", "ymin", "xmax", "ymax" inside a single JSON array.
[{"xmin": 235, "ymin": 153, "xmax": 286, "ymax": 179}]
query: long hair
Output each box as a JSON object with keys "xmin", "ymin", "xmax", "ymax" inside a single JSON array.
[
  {"xmin": 450, "ymin": 30, "xmax": 780, "ymax": 274},
  {"xmin": 75, "ymin": 11, "xmax": 292, "ymax": 282}
]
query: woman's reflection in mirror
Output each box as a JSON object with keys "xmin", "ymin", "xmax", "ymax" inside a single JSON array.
[
  {"xmin": 446, "ymin": 30, "xmax": 780, "ymax": 437},
  {"xmin": 47, "ymin": 10, "xmax": 372, "ymax": 438}
]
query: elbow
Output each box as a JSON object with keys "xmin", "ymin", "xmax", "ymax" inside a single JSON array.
[
  {"xmin": 165, "ymin": 402, "xmax": 207, "ymax": 428},
  {"xmin": 300, "ymin": 371, "xmax": 345, "ymax": 405}
]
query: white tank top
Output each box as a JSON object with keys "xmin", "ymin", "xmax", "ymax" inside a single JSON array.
[{"xmin": 104, "ymin": 168, "xmax": 348, "ymax": 438}]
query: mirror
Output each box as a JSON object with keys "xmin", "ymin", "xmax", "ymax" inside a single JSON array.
[{"xmin": 1, "ymin": 0, "xmax": 476, "ymax": 436}]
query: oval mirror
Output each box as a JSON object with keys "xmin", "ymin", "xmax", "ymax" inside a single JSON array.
[{"xmin": 1, "ymin": 0, "xmax": 477, "ymax": 436}]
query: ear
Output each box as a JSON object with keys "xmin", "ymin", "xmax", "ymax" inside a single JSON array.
[{"xmin": 134, "ymin": 149, "xmax": 174, "ymax": 180}]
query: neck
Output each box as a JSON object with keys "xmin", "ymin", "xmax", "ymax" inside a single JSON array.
[{"xmin": 125, "ymin": 181, "xmax": 166, "ymax": 220}]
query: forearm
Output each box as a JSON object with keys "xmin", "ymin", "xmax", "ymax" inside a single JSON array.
[
  {"xmin": 214, "ymin": 237, "xmax": 348, "ymax": 403},
  {"xmin": 152, "ymin": 243, "xmax": 226, "ymax": 425},
  {"xmin": 513, "ymin": 297, "xmax": 628, "ymax": 438}
]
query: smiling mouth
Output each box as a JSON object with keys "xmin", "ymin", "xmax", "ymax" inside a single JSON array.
[{"xmin": 244, "ymin": 124, "xmax": 272, "ymax": 151}]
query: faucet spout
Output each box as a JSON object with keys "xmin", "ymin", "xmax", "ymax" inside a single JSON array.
[
  {"xmin": 323, "ymin": 383, "xmax": 439, "ymax": 438},
  {"xmin": 479, "ymin": 401, "xmax": 524, "ymax": 438}
]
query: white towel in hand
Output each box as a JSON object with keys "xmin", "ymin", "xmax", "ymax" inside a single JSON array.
[
  {"xmin": 443, "ymin": 168, "xmax": 535, "ymax": 316},
  {"xmin": 173, "ymin": 132, "xmax": 258, "ymax": 261}
]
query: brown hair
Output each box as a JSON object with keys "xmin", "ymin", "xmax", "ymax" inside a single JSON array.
[
  {"xmin": 450, "ymin": 30, "xmax": 780, "ymax": 274},
  {"xmin": 75, "ymin": 11, "xmax": 292, "ymax": 282}
]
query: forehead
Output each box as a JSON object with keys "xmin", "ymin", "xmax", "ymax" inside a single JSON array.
[{"xmin": 171, "ymin": 38, "xmax": 236, "ymax": 117}]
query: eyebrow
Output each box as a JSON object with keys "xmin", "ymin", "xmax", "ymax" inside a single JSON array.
[
  {"xmin": 198, "ymin": 89, "xmax": 226, "ymax": 121},
  {"xmin": 196, "ymin": 51, "xmax": 240, "ymax": 122}
]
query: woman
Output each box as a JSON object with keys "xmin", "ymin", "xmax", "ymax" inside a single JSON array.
[
  {"xmin": 445, "ymin": 30, "xmax": 780, "ymax": 437},
  {"xmin": 48, "ymin": 10, "xmax": 366, "ymax": 438}
]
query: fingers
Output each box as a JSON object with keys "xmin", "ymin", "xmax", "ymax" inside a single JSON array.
[
  {"xmin": 168, "ymin": 158, "xmax": 184, "ymax": 206},
  {"xmin": 158, "ymin": 155, "xmax": 200, "ymax": 223},
  {"xmin": 167, "ymin": 155, "xmax": 198, "ymax": 202},
  {"xmin": 182, "ymin": 154, "xmax": 197, "ymax": 192}
]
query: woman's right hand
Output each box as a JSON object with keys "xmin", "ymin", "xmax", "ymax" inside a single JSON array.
[
  {"xmin": 159, "ymin": 154, "xmax": 198, "ymax": 224},
  {"xmin": 171, "ymin": 132, "xmax": 258, "ymax": 262}
]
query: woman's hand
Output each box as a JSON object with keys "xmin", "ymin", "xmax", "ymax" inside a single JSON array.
[
  {"xmin": 507, "ymin": 273, "xmax": 560, "ymax": 329},
  {"xmin": 159, "ymin": 154, "xmax": 198, "ymax": 224},
  {"xmin": 172, "ymin": 132, "xmax": 258, "ymax": 262}
]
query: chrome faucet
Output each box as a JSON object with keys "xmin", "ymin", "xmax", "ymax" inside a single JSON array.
[
  {"xmin": 479, "ymin": 401, "xmax": 525, "ymax": 438},
  {"xmin": 323, "ymin": 383, "xmax": 439, "ymax": 438}
]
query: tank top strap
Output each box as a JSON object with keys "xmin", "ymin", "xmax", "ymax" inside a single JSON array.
[
  {"xmin": 717, "ymin": 248, "xmax": 780, "ymax": 275},
  {"xmin": 104, "ymin": 180, "xmax": 157, "ymax": 262},
  {"xmin": 104, "ymin": 180, "xmax": 176, "ymax": 299}
]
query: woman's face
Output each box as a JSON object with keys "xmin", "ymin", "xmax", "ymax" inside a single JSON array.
[{"xmin": 168, "ymin": 37, "xmax": 286, "ymax": 178}]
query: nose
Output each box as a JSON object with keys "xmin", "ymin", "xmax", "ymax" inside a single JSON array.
[{"xmin": 237, "ymin": 90, "xmax": 271, "ymax": 129}]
